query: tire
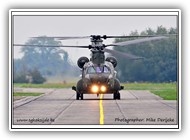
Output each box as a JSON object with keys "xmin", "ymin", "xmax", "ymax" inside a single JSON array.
[
  {"xmin": 76, "ymin": 92, "xmax": 80, "ymax": 100},
  {"xmin": 81, "ymin": 93, "xmax": 84, "ymax": 100},
  {"xmin": 117, "ymin": 92, "xmax": 121, "ymax": 100},
  {"xmin": 113, "ymin": 93, "xmax": 117, "ymax": 100},
  {"xmin": 113, "ymin": 92, "xmax": 121, "ymax": 100}
]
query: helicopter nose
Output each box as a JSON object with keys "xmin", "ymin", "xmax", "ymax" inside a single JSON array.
[
  {"xmin": 90, "ymin": 84, "xmax": 107, "ymax": 93},
  {"xmin": 89, "ymin": 74, "xmax": 109, "ymax": 83}
]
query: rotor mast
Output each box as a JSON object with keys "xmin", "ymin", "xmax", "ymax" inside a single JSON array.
[{"xmin": 90, "ymin": 35, "xmax": 106, "ymax": 65}]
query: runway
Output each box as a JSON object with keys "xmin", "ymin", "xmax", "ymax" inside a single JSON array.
[{"xmin": 12, "ymin": 88, "xmax": 178, "ymax": 125}]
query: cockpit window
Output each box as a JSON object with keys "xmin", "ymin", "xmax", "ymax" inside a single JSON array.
[
  {"xmin": 103, "ymin": 66, "xmax": 110, "ymax": 73},
  {"xmin": 87, "ymin": 66, "xmax": 96, "ymax": 74},
  {"xmin": 96, "ymin": 67, "xmax": 103, "ymax": 73},
  {"xmin": 87, "ymin": 66, "xmax": 110, "ymax": 74}
]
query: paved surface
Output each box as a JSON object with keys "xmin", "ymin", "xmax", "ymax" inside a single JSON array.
[{"xmin": 13, "ymin": 88, "xmax": 178, "ymax": 125}]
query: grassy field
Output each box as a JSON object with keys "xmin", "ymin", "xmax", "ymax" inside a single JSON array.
[
  {"xmin": 13, "ymin": 92, "xmax": 43, "ymax": 96},
  {"xmin": 123, "ymin": 83, "xmax": 177, "ymax": 100},
  {"xmin": 14, "ymin": 82, "xmax": 178, "ymax": 100}
]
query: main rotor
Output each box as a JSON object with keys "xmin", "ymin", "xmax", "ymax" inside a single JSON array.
[
  {"xmin": 14, "ymin": 34, "xmax": 170, "ymax": 60},
  {"xmin": 89, "ymin": 35, "xmax": 106, "ymax": 51}
]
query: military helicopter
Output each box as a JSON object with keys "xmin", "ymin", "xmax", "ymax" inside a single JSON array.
[{"xmin": 14, "ymin": 35, "xmax": 168, "ymax": 100}]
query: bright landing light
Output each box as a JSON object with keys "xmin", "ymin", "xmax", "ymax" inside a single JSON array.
[
  {"xmin": 100, "ymin": 85, "xmax": 107, "ymax": 92},
  {"xmin": 91, "ymin": 85, "xmax": 99, "ymax": 93},
  {"xmin": 91, "ymin": 85, "xmax": 107, "ymax": 93}
]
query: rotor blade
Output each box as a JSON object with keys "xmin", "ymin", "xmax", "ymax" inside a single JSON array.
[
  {"xmin": 103, "ymin": 34, "xmax": 177, "ymax": 39},
  {"xmin": 31, "ymin": 36, "xmax": 90, "ymax": 40},
  {"xmin": 103, "ymin": 35, "xmax": 157, "ymax": 39},
  {"xmin": 13, "ymin": 44, "xmax": 89, "ymax": 48},
  {"xmin": 106, "ymin": 36, "xmax": 168, "ymax": 47},
  {"xmin": 104, "ymin": 48, "xmax": 144, "ymax": 60}
]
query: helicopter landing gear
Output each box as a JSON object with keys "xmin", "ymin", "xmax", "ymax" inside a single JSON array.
[
  {"xmin": 76, "ymin": 92, "xmax": 83, "ymax": 100},
  {"xmin": 76, "ymin": 92, "xmax": 80, "ymax": 100},
  {"xmin": 81, "ymin": 93, "xmax": 83, "ymax": 100},
  {"xmin": 113, "ymin": 92, "xmax": 120, "ymax": 100}
]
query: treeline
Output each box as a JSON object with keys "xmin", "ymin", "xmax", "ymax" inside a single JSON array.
[
  {"xmin": 113, "ymin": 26, "xmax": 177, "ymax": 83},
  {"xmin": 13, "ymin": 36, "xmax": 80, "ymax": 84},
  {"xmin": 13, "ymin": 26, "xmax": 178, "ymax": 84}
]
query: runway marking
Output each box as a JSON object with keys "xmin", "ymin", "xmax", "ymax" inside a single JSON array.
[{"xmin": 99, "ymin": 94, "xmax": 104, "ymax": 125}]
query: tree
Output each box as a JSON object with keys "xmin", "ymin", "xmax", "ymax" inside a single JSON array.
[
  {"xmin": 13, "ymin": 62, "xmax": 29, "ymax": 83},
  {"xmin": 14, "ymin": 36, "xmax": 80, "ymax": 83},
  {"xmin": 113, "ymin": 26, "xmax": 177, "ymax": 82},
  {"xmin": 30, "ymin": 68, "xmax": 46, "ymax": 84},
  {"xmin": 13, "ymin": 63, "xmax": 46, "ymax": 84},
  {"xmin": 20, "ymin": 36, "xmax": 71, "ymax": 76}
]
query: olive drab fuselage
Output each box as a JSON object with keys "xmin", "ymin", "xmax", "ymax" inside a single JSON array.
[{"xmin": 76, "ymin": 61, "xmax": 121, "ymax": 94}]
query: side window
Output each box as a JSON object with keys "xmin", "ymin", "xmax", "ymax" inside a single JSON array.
[
  {"xmin": 87, "ymin": 66, "xmax": 96, "ymax": 74},
  {"xmin": 103, "ymin": 66, "xmax": 110, "ymax": 73}
]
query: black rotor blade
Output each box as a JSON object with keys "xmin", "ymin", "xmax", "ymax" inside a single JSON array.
[
  {"xmin": 31, "ymin": 36, "xmax": 90, "ymax": 40},
  {"xmin": 103, "ymin": 35, "xmax": 156, "ymax": 39},
  {"xmin": 103, "ymin": 34, "xmax": 177, "ymax": 39},
  {"xmin": 106, "ymin": 36, "xmax": 168, "ymax": 47},
  {"xmin": 13, "ymin": 44, "xmax": 89, "ymax": 48},
  {"xmin": 105, "ymin": 48, "xmax": 144, "ymax": 60}
]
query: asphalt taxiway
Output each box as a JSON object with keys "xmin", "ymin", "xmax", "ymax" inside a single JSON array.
[{"xmin": 13, "ymin": 88, "xmax": 178, "ymax": 125}]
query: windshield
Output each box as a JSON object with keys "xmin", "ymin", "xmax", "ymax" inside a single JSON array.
[{"xmin": 87, "ymin": 66, "xmax": 110, "ymax": 74}]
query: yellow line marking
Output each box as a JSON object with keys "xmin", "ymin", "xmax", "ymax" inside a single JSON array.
[{"xmin": 99, "ymin": 94, "xmax": 104, "ymax": 125}]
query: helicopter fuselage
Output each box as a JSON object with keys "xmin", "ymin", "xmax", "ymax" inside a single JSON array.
[
  {"xmin": 71, "ymin": 35, "xmax": 124, "ymax": 100},
  {"xmin": 72, "ymin": 60, "xmax": 123, "ymax": 100},
  {"xmin": 83, "ymin": 61, "xmax": 117, "ymax": 93}
]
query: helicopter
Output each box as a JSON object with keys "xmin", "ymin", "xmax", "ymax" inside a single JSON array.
[{"xmin": 14, "ymin": 35, "xmax": 168, "ymax": 100}]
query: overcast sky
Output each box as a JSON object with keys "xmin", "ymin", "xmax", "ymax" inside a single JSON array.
[{"xmin": 13, "ymin": 14, "xmax": 177, "ymax": 64}]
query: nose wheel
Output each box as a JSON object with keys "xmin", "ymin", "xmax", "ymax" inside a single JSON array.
[{"xmin": 113, "ymin": 92, "xmax": 120, "ymax": 100}]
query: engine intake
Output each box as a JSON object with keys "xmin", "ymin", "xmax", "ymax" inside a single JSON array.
[
  {"xmin": 77, "ymin": 57, "xmax": 89, "ymax": 68},
  {"xmin": 106, "ymin": 57, "xmax": 117, "ymax": 67}
]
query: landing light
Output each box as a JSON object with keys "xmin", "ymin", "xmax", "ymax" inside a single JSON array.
[
  {"xmin": 91, "ymin": 85, "xmax": 99, "ymax": 93},
  {"xmin": 100, "ymin": 85, "xmax": 107, "ymax": 92},
  {"xmin": 91, "ymin": 85, "xmax": 107, "ymax": 93}
]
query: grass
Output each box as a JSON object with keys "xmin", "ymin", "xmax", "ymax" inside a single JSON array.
[
  {"xmin": 122, "ymin": 83, "xmax": 177, "ymax": 100},
  {"xmin": 14, "ymin": 82, "xmax": 178, "ymax": 100},
  {"xmin": 13, "ymin": 92, "xmax": 43, "ymax": 97},
  {"xmin": 122, "ymin": 83, "xmax": 176, "ymax": 90},
  {"xmin": 151, "ymin": 89, "xmax": 177, "ymax": 100}
]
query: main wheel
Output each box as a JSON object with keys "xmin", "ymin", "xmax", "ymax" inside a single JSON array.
[
  {"xmin": 113, "ymin": 92, "xmax": 121, "ymax": 100},
  {"xmin": 76, "ymin": 92, "xmax": 80, "ymax": 100},
  {"xmin": 113, "ymin": 93, "xmax": 117, "ymax": 100},
  {"xmin": 117, "ymin": 92, "xmax": 121, "ymax": 100},
  {"xmin": 80, "ymin": 93, "xmax": 84, "ymax": 100}
]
